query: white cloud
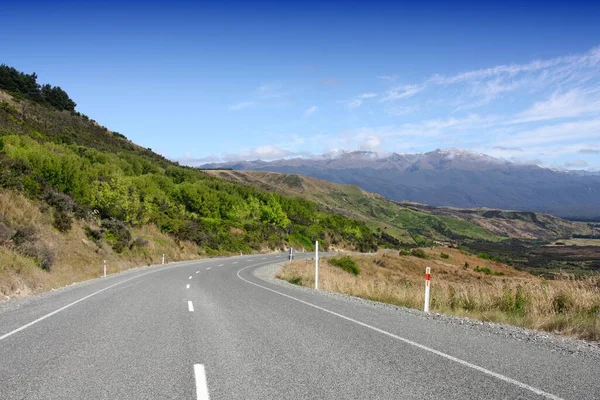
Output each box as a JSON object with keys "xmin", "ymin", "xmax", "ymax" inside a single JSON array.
[
  {"xmin": 304, "ymin": 105, "xmax": 318, "ymax": 117},
  {"xmin": 565, "ymin": 160, "xmax": 589, "ymax": 168},
  {"xmin": 345, "ymin": 98, "xmax": 363, "ymax": 109},
  {"xmin": 380, "ymin": 85, "xmax": 423, "ymax": 102},
  {"xmin": 360, "ymin": 135, "xmax": 382, "ymax": 151},
  {"xmin": 344, "ymin": 93, "xmax": 378, "ymax": 110},
  {"xmin": 513, "ymin": 88, "xmax": 600, "ymax": 123},
  {"xmin": 359, "ymin": 93, "xmax": 377, "ymax": 99},
  {"xmin": 229, "ymin": 101, "xmax": 256, "ymax": 111},
  {"xmin": 491, "ymin": 118, "xmax": 600, "ymax": 149}
]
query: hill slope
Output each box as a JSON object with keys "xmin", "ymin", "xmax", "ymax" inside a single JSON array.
[
  {"xmin": 201, "ymin": 150, "xmax": 600, "ymax": 220},
  {"xmin": 202, "ymin": 170, "xmax": 593, "ymax": 243},
  {"xmin": 0, "ymin": 67, "xmax": 388, "ymax": 297}
]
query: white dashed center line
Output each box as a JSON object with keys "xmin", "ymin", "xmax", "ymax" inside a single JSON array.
[
  {"xmin": 189, "ymin": 276, "xmax": 192, "ymax": 280},
  {"xmin": 194, "ymin": 364, "xmax": 210, "ymax": 399},
  {"xmin": 188, "ymin": 301, "xmax": 194, "ymax": 312},
  {"xmin": 207, "ymin": 267, "xmax": 211, "ymax": 270},
  {"xmin": 232, "ymin": 261, "xmax": 238, "ymax": 264},
  {"xmin": 186, "ymin": 284, "xmax": 190, "ymax": 289},
  {"xmin": 218, "ymin": 264, "xmax": 224, "ymax": 267},
  {"xmin": 196, "ymin": 271, "xmax": 200, "ymax": 274}
]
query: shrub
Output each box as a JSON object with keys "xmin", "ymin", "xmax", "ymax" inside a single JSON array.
[
  {"xmin": 474, "ymin": 266, "xmax": 504, "ymax": 276},
  {"xmin": 85, "ymin": 226, "xmax": 104, "ymax": 242},
  {"xmin": 12, "ymin": 225, "xmax": 37, "ymax": 246},
  {"xmin": 440, "ymin": 252, "xmax": 450, "ymax": 259},
  {"xmin": 53, "ymin": 209, "xmax": 73, "ymax": 232},
  {"xmin": 20, "ymin": 242, "xmax": 55, "ymax": 271},
  {"xmin": 329, "ymin": 256, "xmax": 361, "ymax": 276},
  {"xmin": 130, "ymin": 237, "xmax": 149, "ymax": 249},
  {"xmin": 288, "ymin": 277, "xmax": 303, "ymax": 285},
  {"xmin": 477, "ymin": 252, "xmax": 491, "ymax": 260},
  {"xmin": 399, "ymin": 249, "xmax": 410, "ymax": 256},
  {"xmin": 43, "ymin": 190, "xmax": 75, "ymax": 212},
  {"xmin": 463, "ymin": 261, "xmax": 469, "ymax": 270},
  {"xmin": 411, "ymin": 248, "xmax": 427, "ymax": 259},
  {"xmin": 0, "ymin": 222, "xmax": 13, "ymax": 245},
  {"xmin": 101, "ymin": 218, "xmax": 131, "ymax": 253}
]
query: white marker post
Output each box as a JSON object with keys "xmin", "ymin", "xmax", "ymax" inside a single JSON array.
[
  {"xmin": 103, "ymin": 260, "xmax": 106, "ymax": 278},
  {"xmin": 161, "ymin": 254, "xmax": 165, "ymax": 265},
  {"xmin": 424, "ymin": 267, "xmax": 431, "ymax": 313},
  {"xmin": 315, "ymin": 241, "xmax": 319, "ymax": 290}
]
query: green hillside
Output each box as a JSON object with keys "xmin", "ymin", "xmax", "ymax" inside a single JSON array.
[
  {"xmin": 202, "ymin": 170, "xmax": 592, "ymax": 245},
  {"xmin": 0, "ymin": 65, "xmax": 393, "ymax": 296}
]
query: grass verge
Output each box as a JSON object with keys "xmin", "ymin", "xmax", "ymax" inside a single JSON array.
[{"xmin": 276, "ymin": 248, "xmax": 600, "ymax": 341}]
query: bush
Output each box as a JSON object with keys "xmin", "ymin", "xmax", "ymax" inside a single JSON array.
[
  {"xmin": 399, "ymin": 249, "xmax": 410, "ymax": 256},
  {"xmin": 20, "ymin": 242, "xmax": 55, "ymax": 271},
  {"xmin": 411, "ymin": 248, "xmax": 427, "ymax": 259},
  {"xmin": 43, "ymin": 190, "xmax": 75, "ymax": 212},
  {"xmin": 477, "ymin": 252, "xmax": 491, "ymax": 260},
  {"xmin": 53, "ymin": 209, "xmax": 73, "ymax": 232},
  {"xmin": 0, "ymin": 222, "xmax": 13, "ymax": 245},
  {"xmin": 440, "ymin": 252, "xmax": 450, "ymax": 259},
  {"xmin": 101, "ymin": 218, "xmax": 131, "ymax": 253},
  {"xmin": 329, "ymin": 256, "xmax": 360, "ymax": 276},
  {"xmin": 130, "ymin": 237, "xmax": 149, "ymax": 249},
  {"xmin": 12, "ymin": 225, "xmax": 37, "ymax": 246},
  {"xmin": 474, "ymin": 266, "xmax": 504, "ymax": 276},
  {"xmin": 85, "ymin": 226, "xmax": 104, "ymax": 242}
]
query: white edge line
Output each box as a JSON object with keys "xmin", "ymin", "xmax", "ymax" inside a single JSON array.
[
  {"xmin": 188, "ymin": 301, "xmax": 194, "ymax": 312},
  {"xmin": 218, "ymin": 264, "xmax": 224, "ymax": 267},
  {"xmin": 186, "ymin": 284, "xmax": 190, "ymax": 289},
  {"xmin": 194, "ymin": 364, "xmax": 210, "ymax": 400},
  {"xmin": 207, "ymin": 267, "xmax": 211, "ymax": 270},
  {"xmin": 196, "ymin": 271, "xmax": 200, "ymax": 274},
  {"xmin": 236, "ymin": 264, "xmax": 563, "ymax": 400},
  {"xmin": 189, "ymin": 276, "xmax": 193, "ymax": 280}
]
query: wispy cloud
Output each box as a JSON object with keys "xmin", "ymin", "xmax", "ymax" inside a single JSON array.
[
  {"xmin": 344, "ymin": 93, "xmax": 378, "ymax": 109},
  {"xmin": 229, "ymin": 101, "xmax": 256, "ymax": 111},
  {"xmin": 229, "ymin": 81, "xmax": 291, "ymax": 110},
  {"xmin": 513, "ymin": 88, "xmax": 600, "ymax": 123},
  {"xmin": 565, "ymin": 160, "xmax": 589, "ymax": 168},
  {"xmin": 304, "ymin": 105, "xmax": 318, "ymax": 117},
  {"xmin": 380, "ymin": 85, "xmax": 423, "ymax": 102}
]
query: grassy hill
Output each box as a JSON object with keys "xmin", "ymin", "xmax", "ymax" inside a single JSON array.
[
  {"xmin": 202, "ymin": 170, "xmax": 593, "ymax": 244},
  {"xmin": 0, "ymin": 66, "xmax": 390, "ymax": 297}
]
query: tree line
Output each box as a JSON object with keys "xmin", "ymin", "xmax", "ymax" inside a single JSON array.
[{"xmin": 0, "ymin": 64, "xmax": 76, "ymax": 111}]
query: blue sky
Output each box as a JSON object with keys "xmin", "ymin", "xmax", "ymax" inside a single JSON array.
[{"xmin": 1, "ymin": 0, "xmax": 600, "ymax": 170}]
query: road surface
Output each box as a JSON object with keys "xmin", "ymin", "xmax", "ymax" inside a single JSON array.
[{"xmin": 0, "ymin": 253, "xmax": 598, "ymax": 399}]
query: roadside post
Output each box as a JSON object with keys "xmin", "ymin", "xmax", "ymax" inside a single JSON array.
[
  {"xmin": 162, "ymin": 254, "xmax": 165, "ymax": 265},
  {"xmin": 315, "ymin": 241, "xmax": 319, "ymax": 290},
  {"xmin": 288, "ymin": 247, "xmax": 294, "ymax": 262},
  {"xmin": 424, "ymin": 267, "xmax": 431, "ymax": 312},
  {"xmin": 103, "ymin": 260, "xmax": 107, "ymax": 278}
]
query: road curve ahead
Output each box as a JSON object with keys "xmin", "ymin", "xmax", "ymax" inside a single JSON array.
[{"xmin": 1, "ymin": 253, "xmax": 598, "ymax": 399}]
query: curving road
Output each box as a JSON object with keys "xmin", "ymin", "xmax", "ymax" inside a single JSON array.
[{"xmin": 0, "ymin": 253, "xmax": 598, "ymax": 399}]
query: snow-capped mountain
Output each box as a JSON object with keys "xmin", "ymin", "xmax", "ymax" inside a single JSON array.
[{"xmin": 200, "ymin": 149, "xmax": 600, "ymax": 220}]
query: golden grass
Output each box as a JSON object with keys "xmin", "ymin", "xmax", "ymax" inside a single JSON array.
[
  {"xmin": 277, "ymin": 248, "xmax": 600, "ymax": 341},
  {"xmin": 0, "ymin": 191, "xmax": 201, "ymax": 299}
]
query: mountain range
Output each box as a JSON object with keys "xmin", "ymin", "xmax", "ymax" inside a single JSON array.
[{"xmin": 201, "ymin": 149, "xmax": 600, "ymax": 220}]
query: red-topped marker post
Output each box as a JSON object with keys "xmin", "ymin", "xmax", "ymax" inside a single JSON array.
[{"xmin": 424, "ymin": 267, "xmax": 431, "ymax": 312}]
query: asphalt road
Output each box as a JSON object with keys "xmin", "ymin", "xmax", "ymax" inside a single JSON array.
[{"xmin": 1, "ymin": 252, "xmax": 598, "ymax": 399}]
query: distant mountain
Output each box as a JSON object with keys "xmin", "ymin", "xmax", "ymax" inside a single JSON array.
[{"xmin": 201, "ymin": 149, "xmax": 600, "ymax": 220}]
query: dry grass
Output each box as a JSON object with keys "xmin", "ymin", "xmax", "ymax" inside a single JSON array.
[
  {"xmin": 277, "ymin": 248, "xmax": 600, "ymax": 341},
  {"xmin": 0, "ymin": 191, "xmax": 201, "ymax": 299}
]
